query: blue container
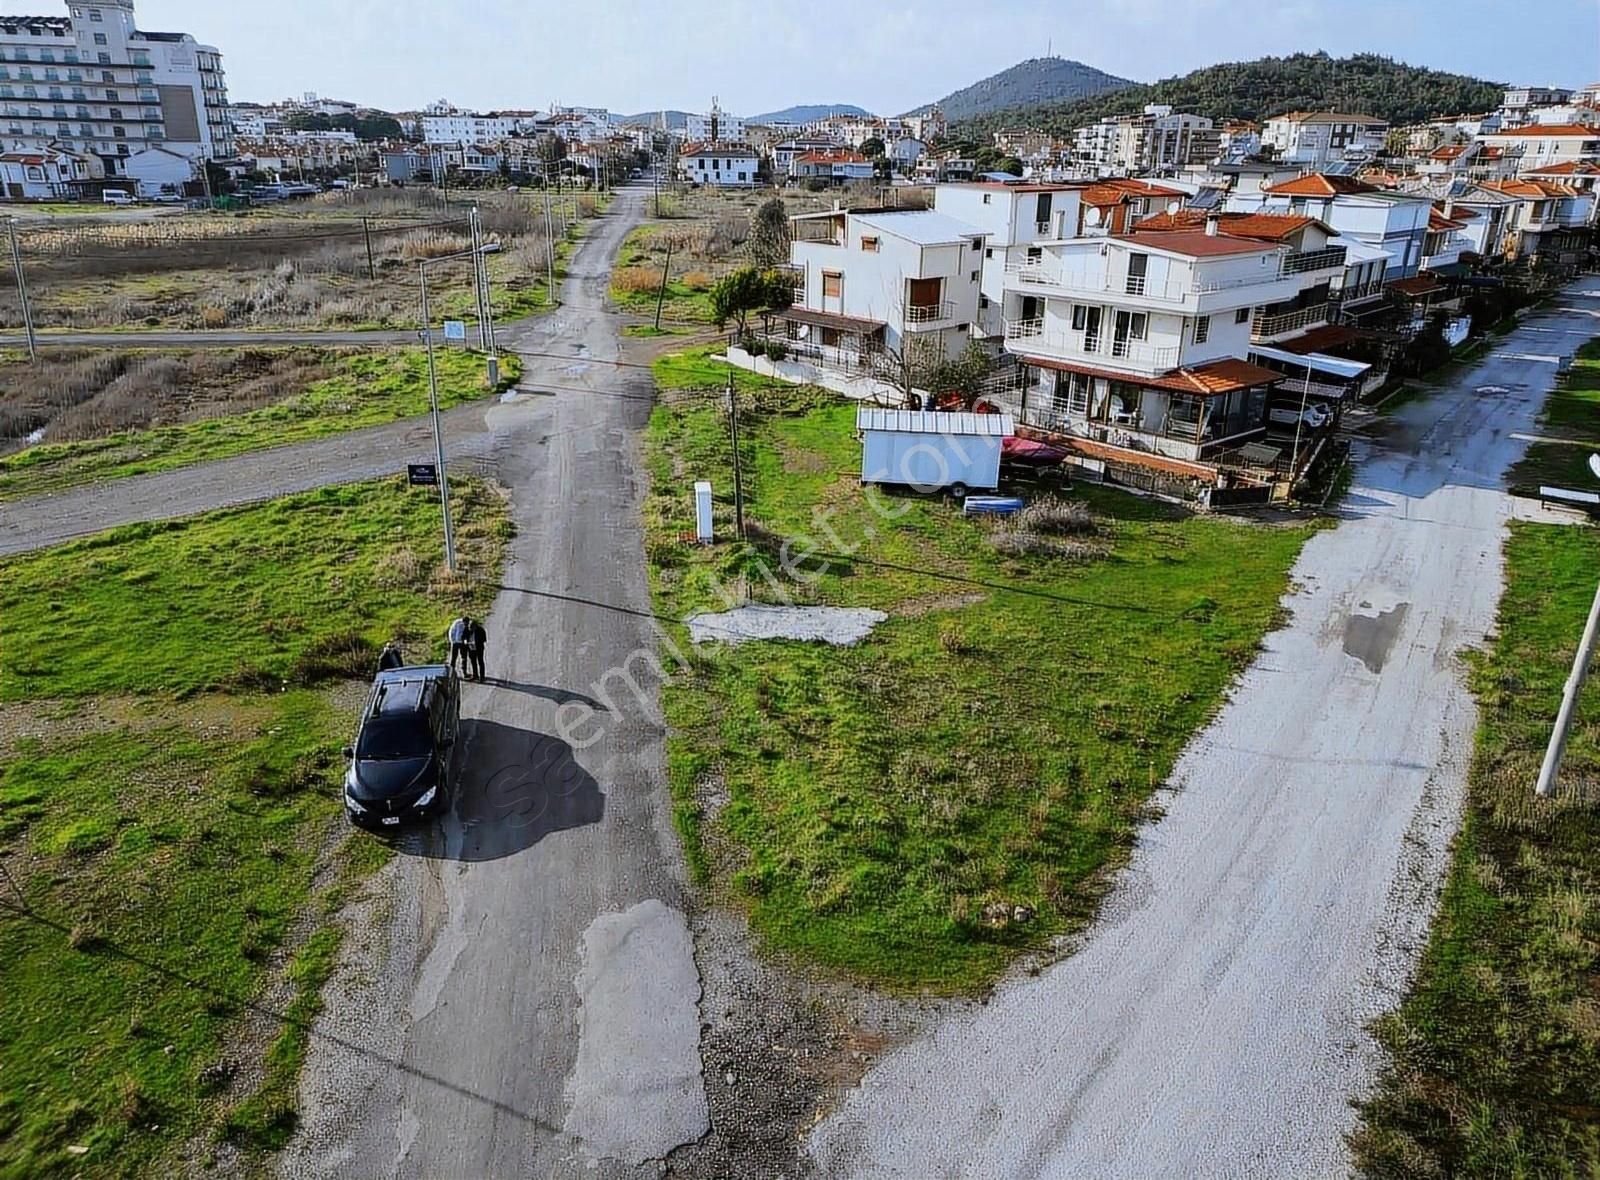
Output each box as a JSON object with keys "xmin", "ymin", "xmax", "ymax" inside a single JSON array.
[{"xmin": 963, "ymin": 496, "xmax": 1025, "ymax": 516}]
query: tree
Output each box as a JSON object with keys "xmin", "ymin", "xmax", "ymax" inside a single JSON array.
[
  {"xmin": 710, "ymin": 267, "xmax": 795, "ymax": 341},
  {"xmin": 868, "ymin": 336, "xmax": 951, "ymax": 408},
  {"xmin": 930, "ymin": 342, "xmax": 997, "ymax": 409},
  {"xmin": 860, "ymin": 136, "xmax": 886, "ymax": 159},
  {"xmin": 996, "ymin": 156, "xmax": 1025, "ymax": 177},
  {"xmin": 746, "ymin": 197, "xmax": 792, "ymax": 270},
  {"xmin": 535, "ymin": 133, "xmax": 567, "ymax": 169}
]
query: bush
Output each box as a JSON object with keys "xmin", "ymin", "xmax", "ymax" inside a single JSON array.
[
  {"xmin": 613, "ymin": 265, "xmax": 661, "ymax": 295},
  {"xmin": 1013, "ymin": 497, "xmax": 1098, "ymax": 537},
  {"xmin": 988, "ymin": 531, "xmax": 1103, "ymax": 561},
  {"xmin": 763, "ymin": 339, "xmax": 789, "ymax": 362},
  {"xmin": 199, "ymin": 306, "xmax": 229, "ymax": 328},
  {"xmin": 681, "ymin": 270, "xmax": 713, "ymax": 292}
]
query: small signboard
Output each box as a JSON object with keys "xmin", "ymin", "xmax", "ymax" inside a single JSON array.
[
  {"xmin": 407, "ymin": 463, "xmax": 438, "ymax": 487},
  {"xmin": 443, "ymin": 320, "xmax": 467, "ymax": 343}
]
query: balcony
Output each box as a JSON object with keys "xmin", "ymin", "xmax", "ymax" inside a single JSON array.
[
  {"xmin": 1003, "ymin": 319, "xmax": 1180, "ymax": 371},
  {"xmin": 775, "ymin": 264, "xmax": 806, "ymax": 290},
  {"xmin": 1281, "ymin": 245, "xmax": 1348, "ymax": 275},
  {"xmin": 1006, "ymin": 257, "xmax": 1289, "ymax": 304},
  {"xmin": 1252, "ymin": 303, "xmax": 1329, "ymax": 340},
  {"xmin": 904, "ymin": 300, "xmax": 956, "ymax": 328}
]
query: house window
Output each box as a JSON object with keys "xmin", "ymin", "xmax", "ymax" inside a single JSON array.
[
  {"xmin": 1194, "ymin": 314, "xmax": 1210, "ymax": 344},
  {"xmin": 861, "ymin": 236, "xmax": 879, "ymax": 252},
  {"xmin": 970, "ymin": 238, "xmax": 982, "ymax": 251},
  {"xmin": 1128, "ymin": 312, "xmax": 1148, "ymax": 340},
  {"xmin": 88, "ymin": 7, "xmax": 103, "ymax": 18},
  {"xmin": 822, "ymin": 271, "xmax": 842, "ymax": 299},
  {"xmin": 970, "ymin": 270, "xmax": 980, "ymax": 282},
  {"xmin": 982, "ymin": 193, "xmax": 991, "ymax": 204},
  {"xmin": 985, "ymin": 247, "xmax": 993, "ymax": 259},
  {"xmin": 1235, "ymin": 307, "xmax": 1250, "ymax": 324},
  {"xmin": 1071, "ymin": 304, "xmax": 1087, "ymax": 331},
  {"xmin": 93, "ymin": 33, "xmax": 106, "ymax": 45},
  {"xmin": 979, "ymin": 295, "xmax": 990, "ymax": 309}
]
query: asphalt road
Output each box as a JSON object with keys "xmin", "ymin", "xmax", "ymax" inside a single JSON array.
[
  {"xmin": 278, "ymin": 186, "xmax": 709, "ymax": 1178},
  {"xmin": 808, "ymin": 280, "xmax": 1600, "ymax": 1179}
]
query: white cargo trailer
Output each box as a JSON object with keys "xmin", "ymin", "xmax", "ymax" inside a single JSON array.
[{"xmin": 857, "ymin": 408, "xmax": 1015, "ymax": 498}]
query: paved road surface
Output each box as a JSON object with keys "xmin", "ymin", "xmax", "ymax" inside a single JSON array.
[
  {"xmin": 808, "ymin": 281, "xmax": 1600, "ymax": 1179},
  {"xmin": 277, "ymin": 186, "xmax": 708, "ymax": 1178},
  {"xmin": 0, "ymin": 329, "xmax": 414, "ymax": 348}
]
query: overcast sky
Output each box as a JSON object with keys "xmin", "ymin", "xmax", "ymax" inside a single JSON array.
[{"xmin": 9, "ymin": 0, "xmax": 1596, "ymax": 116}]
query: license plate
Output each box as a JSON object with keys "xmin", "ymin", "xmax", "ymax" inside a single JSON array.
[{"xmin": 381, "ymin": 816, "xmax": 401, "ymax": 826}]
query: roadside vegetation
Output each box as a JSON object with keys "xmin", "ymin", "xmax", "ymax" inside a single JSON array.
[
  {"xmin": 644, "ymin": 351, "xmax": 1315, "ymax": 991},
  {"xmin": 0, "ymin": 347, "xmax": 519, "ymax": 500},
  {"xmin": 1353, "ymin": 521, "xmax": 1600, "ymax": 1177},
  {"xmin": 1508, "ymin": 339, "xmax": 1600, "ymax": 498},
  {"xmin": 0, "ymin": 476, "xmax": 509, "ymax": 1176}
]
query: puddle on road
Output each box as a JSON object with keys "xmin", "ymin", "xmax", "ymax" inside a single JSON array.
[{"xmin": 1343, "ymin": 603, "xmax": 1411, "ymax": 673}]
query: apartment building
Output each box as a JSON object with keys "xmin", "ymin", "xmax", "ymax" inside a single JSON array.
[
  {"xmin": 1073, "ymin": 107, "xmax": 1220, "ymax": 176},
  {"xmin": 0, "ymin": 0, "xmax": 231, "ymax": 180},
  {"xmin": 1475, "ymin": 124, "xmax": 1600, "ymax": 171},
  {"xmin": 1230, "ymin": 174, "xmax": 1432, "ymax": 280},
  {"xmin": 421, "ymin": 110, "xmax": 521, "ymax": 145},
  {"xmin": 933, "ymin": 181, "xmax": 1083, "ymax": 338},
  {"xmin": 1261, "ymin": 111, "xmax": 1388, "ymax": 168},
  {"xmin": 998, "ymin": 227, "xmax": 1295, "ymax": 463},
  {"xmin": 784, "ymin": 207, "xmax": 984, "ymax": 363},
  {"xmin": 684, "ymin": 101, "xmax": 744, "ymax": 145}
]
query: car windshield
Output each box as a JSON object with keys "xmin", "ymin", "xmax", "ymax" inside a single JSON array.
[{"xmin": 356, "ymin": 716, "xmax": 432, "ymax": 761}]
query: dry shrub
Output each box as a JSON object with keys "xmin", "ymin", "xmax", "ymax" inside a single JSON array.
[
  {"xmin": 399, "ymin": 229, "xmax": 472, "ymax": 260},
  {"xmin": 373, "ymin": 546, "xmax": 426, "ymax": 590},
  {"xmin": 613, "ymin": 265, "xmax": 661, "ymax": 294},
  {"xmin": 989, "ymin": 531, "xmax": 1104, "ymax": 561},
  {"xmin": 1014, "ymin": 497, "xmax": 1099, "ymax": 537},
  {"xmin": 576, "ymin": 194, "xmax": 600, "ymax": 218},
  {"xmin": 681, "ymin": 270, "xmax": 713, "ymax": 292},
  {"xmin": 199, "ymin": 306, "xmax": 228, "ymax": 328}
]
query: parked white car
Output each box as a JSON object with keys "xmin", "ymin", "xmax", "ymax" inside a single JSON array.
[
  {"xmin": 101, "ymin": 189, "xmax": 135, "ymax": 206},
  {"xmin": 1268, "ymin": 403, "xmax": 1333, "ymax": 430}
]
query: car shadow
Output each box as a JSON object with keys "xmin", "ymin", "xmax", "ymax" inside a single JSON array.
[{"xmin": 391, "ymin": 719, "xmax": 604, "ymax": 863}]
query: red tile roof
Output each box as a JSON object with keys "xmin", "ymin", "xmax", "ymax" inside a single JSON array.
[
  {"xmin": 1112, "ymin": 229, "xmax": 1278, "ymax": 258},
  {"xmin": 1430, "ymin": 145, "xmax": 1467, "ymax": 161},
  {"xmin": 1275, "ymin": 324, "xmax": 1367, "ymax": 355},
  {"xmin": 1080, "ymin": 177, "xmax": 1187, "ymax": 206},
  {"xmin": 796, "ymin": 151, "xmax": 869, "ymax": 165},
  {"xmin": 1263, "ymin": 173, "xmax": 1378, "ymax": 197},
  {"xmin": 1526, "ymin": 160, "xmax": 1600, "ymax": 176},
  {"xmin": 1389, "ymin": 275, "xmax": 1443, "ymax": 298},
  {"xmin": 1130, "ymin": 210, "xmax": 1328, "ymax": 243},
  {"xmin": 1429, "ymin": 209, "xmax": 1467, "ymax": 232},
  {"xmin": 1489, "ymin": 124, "xmax": 1600, "ymax": 137},
  {"xmin": 1019, "ymin": 355, "xmax": 1285, "ymax": 398}
]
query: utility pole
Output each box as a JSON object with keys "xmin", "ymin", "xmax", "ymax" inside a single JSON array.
[
  {"xmin": 654, "ymin": 240, "xmax": 673, "ymax": 331},
  {"xmin": 1536, "ymin": 567, "xmax": 1600, "ymax": 797},
  {"xmin": 542, "ymin": 187, "xmax": 557, "ymax": 304},
  {"xmin": 468, "ymin": 206, "xmax": 489, "ymax": 349},
  {"xmin": 362, "ymin": 215, "xmax": 376, "ymax": 280},
  {"xmin": 417, "ymin": 263, "xmax": 458, "ymax": 573},
  {"xmin": 727, "ymin": 370, "xmax": 746, "ymax": 541},
  {"xmin": 7, "ymin": 219, "xmax": 35, "ymax": 363}
]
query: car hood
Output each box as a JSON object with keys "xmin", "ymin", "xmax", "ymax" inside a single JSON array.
[{"xmin": 349, "ymin": 756, "xmax": 435, "ymax": 801}]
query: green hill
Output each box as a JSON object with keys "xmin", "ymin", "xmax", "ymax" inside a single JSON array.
[
  {"xmin": 913, "ymin": 57, "xmax": 1135, "ymax": 122},
  {"xmin": 954, "ymin": 52, "xmax": 1505, "ymax": 138}
]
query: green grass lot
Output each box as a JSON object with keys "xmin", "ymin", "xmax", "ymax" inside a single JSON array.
[
  {"xmin": 0, "ymin": 348, "xmax": 520, "ymax": 501},
  {"xmin": 0, "ymin": 478, "xmax": 508, "ymax": 1176},
  {"xmin": 645, "ymin": 351, "xmax": 1316, "ymax": 991},
  {"xmin": 610, "ymin": 225, "xmax": 716, "ymax": 325},
  {"xmin": 1354, "ymin": 522, "xmax": 1600, "ymax": 1177},
  {"xmin": 1508, "ymin": 339, "xmax": 1600, "ymax": 497}
]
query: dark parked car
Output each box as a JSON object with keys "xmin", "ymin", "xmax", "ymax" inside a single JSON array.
[{"xmin": 343, "ymin": 665, "xmax": 460, "ymax": 830}]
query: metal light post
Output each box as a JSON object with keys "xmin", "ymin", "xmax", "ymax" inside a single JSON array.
[
  {"xmin": 417, "ymin": 240, "xmax": 502, "ymax": 574},
  {"xmin": 1535, "ymin": 450, "xmax": 1600, "ymax": 798}
]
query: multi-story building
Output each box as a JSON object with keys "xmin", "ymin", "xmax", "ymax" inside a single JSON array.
[
  {"xmin": 1475, "ymin": 124, "xmax": 1600, "ymax": 172},
  {"xmin": 772, "ymin": 133, "xmax": 843, "ymax": 179},
  {"xmin": 790, "ymin": 150, "xmax": 873, "ymax": 185},
  {"xmin": 1230, "ymin": 173, "xmax": 1432, "ymax": 280},
  {"xmin": 1073, "ymin": 107, "xmax": 1219, "ymax": 176},
  {"xmin": 783, "ymin": 207, "xmax": 985, "ymax": 363},
  {"xmin": 684, "ymin": 101, "xmax": 744, "ymax": 145},
  {"xmin": 677, "ymin": 141, "xmax": 758, "ymax": 187},
  {"xmin": 421, "ymin": 110, "xmax": 520, "ymax": 145},
  {"xmin": 0, "ymin": 0, "xmax": 231, "ymax": 181},
  {"xmin": 997, "ymin": 226, "xmax": 1294, "ymax": 464},
  {"xmin": 1503, "ymin": 86, "xmax": 1575, "ymax": 120},
  {"xmin": 1261, "ymin": 111, "xmax": 1388, "ymax": 168}
]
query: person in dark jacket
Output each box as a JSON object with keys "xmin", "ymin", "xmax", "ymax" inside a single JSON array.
[
  {"xmin": 377, "ymin": 642, "xmax": 405, "ymax": 672},
  {"xmin": 466, "ymin": 617, "xmax": 487, "ymax": 682}
]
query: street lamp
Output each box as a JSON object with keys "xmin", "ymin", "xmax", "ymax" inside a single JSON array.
[
  {"xmin": 417, "ymin": 240, "xmax": 502, "ymax": 574},
  {"xmin": 1535, "ymin": 450, "xmax": 1600, "ymax": 797}
]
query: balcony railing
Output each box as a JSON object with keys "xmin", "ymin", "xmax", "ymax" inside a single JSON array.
[
  {"xmin": 1006, "ymin": 257, "xmax": 1290, "ymax": 302},
  {"xmin": 1004, "ymin": 317, "xmax": 1043, "ymax": 341},
  {"xmin": 1252, "ymin": 303, "xmax": 1330, "ymax": 339},
  {"xmin": 904, "ymin": 300, "xmax": 955, "ymax": 325},
  {"xmin": 1035, "ymin": 220, "xmax": 1054, "ymax": 236},
  {"xmin": 1331, "ymin": 280, "xmax": 1384, "ymax": 305},
  {"xmin": 1004, "ymin": 322, "xmax": 1179, "ymax": 371},
  {"xmin": 1281, "ymin": 245, "xmax": 1348, "ymax": 274}
]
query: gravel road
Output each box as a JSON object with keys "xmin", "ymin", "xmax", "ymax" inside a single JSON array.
[
  {"xmin": 807, "ymin": 282, "xmax": 1600, "ymax": 1179},
  {"xmin": 276, "ymin": 186, "xmax": 709, "ymax": 1178}
]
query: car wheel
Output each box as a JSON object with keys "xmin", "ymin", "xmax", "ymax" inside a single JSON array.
[{"xmin": 948, "ymin": 482, "xmax": 969, "ymax": 500}]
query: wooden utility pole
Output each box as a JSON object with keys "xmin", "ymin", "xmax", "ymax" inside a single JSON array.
[
  {"xmin": 7, "ymin": 219, "xmax": 36, "ymax": 362},
  {"xmin": 362, "ymin": 216, "xmax": 376, "ymax": 280},
  {"xmin": 654, "ymin": 240, "xmax": 673, "ymax": 331}
]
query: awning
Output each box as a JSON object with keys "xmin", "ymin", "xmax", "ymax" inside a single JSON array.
[
  {"xmin": 1389, "ymin": 275, "xmax": 1443, "ymax": 298},
  {"xmin": 782, "ymin": 307, "xmax": 886, "ymax": 335},
  {"xmin": 1019, "ymin": 355, "xmax": 1284, "ymax": 398},
  {"xmin": 1250, "ymin": 345, "xmax": 1371, "ymax": 382}
]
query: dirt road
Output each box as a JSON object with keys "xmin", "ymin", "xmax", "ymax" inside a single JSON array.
[
  {"xmin": 277, "ymin": 186, "xmax": 709, "ymax": 1179},
  {"xmin": 808, "ymin": 283, "xmax": 1600, "ymax": 1178}
]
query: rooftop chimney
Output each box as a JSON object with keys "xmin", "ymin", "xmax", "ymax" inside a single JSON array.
[{"xmin": 1205, "ymin": 212, "xmax": 1221, "ymax": 236}]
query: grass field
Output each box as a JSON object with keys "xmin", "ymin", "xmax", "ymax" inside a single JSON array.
[
  {"xmin": 0, "ymin": 477, "xmax": 509, "ymax": 1176},
  {"xmin": 1508, "ymin": 339, "xmax": 1600, "ymax": 497},
  {"xmin": 1353, "ymin": 522, "xmax": 1600, "ymax": 1177},
  {"xmin": 610, "ymin": 225, "xmax": 718, "ymax": 325},
  {"xmin": 0, "ymin": 348, "xmax": 519, "ymax": 501},
  {"xmin": 645, "ymin": 351, "xmax": 1315, "ymax": 991}
]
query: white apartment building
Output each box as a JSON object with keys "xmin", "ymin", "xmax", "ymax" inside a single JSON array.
[
  {"xmin": 422, "ymin": 111, "xmax": 520, "ymax": 145},
  {"xmin": 684, "ymin": 102, "xmax": 744, "ymax": 145},
  {"xmin": 1073, "ymin": 106, "xmax": 1219, "ymax": 176},
  {"xmin": 1476, "ymin": 124, "xmax": 1600, "ymax": 171},
  {"xmin": 933, "ymin": 181, "xmax": 1083, "ymax": 339},
  {"xmin": 1262, "ymin": 111, "xmax": 1388, "ymax": 167},
  {"xmin": 0, "ymin": 0, "xmax": 231, "ymax": 180},
  {"xmin": 997, "ymin": 228, "xmax": 1299, "ymax": 463},
  {"xmin": 783, "ymin": 208, "xmax": 985, "ymax": 363}
]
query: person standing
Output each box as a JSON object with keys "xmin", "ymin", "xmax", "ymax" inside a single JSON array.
[
  {"xmin": 467, "ymin": 616, "xmax": 487, "ymax": 682},
  {"xmin": 377, "ymin": 642, "xmax": 405, "ymax": 672},
  {"xmin": 447, "ymin": 615, "xmax": 470, "ymax": 676}
]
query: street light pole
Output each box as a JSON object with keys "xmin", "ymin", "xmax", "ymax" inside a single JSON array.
[
  {"xmin": 417, "ymin": 261, "xmax": 458, "ymax": 574},
  {"xmin": 1536, "ymin": 450, "xmax": 1600, "ymax": 798}
]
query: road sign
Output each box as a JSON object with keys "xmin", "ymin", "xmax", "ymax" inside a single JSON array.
[
  {"xmin": 408, "ymin": 463, "xmax": 439, "ymax": 487},
  {"xmin": 443, "ymin": 320, "xmax": 467, "ymax": 342}
]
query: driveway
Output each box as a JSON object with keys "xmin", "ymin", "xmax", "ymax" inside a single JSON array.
[
  {"xmin": 277, "ymin": 186, "xmax": 709, "ymax": 1178},
  {"xmin": 808, "ymin": 280, "xmax": 1600, "ymax": 1179}
]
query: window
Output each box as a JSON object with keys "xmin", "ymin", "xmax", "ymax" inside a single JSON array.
[
  {"xmin": 970, "ymin": 238, "xmax": 981, "ymax": 251},
  {"xmin": 88, "ymin": 6, "xmax": 103, "ymax": 18},
  {"xmin": 1235, "ymin": 307, "xmax": 1250, "ymax": 324},
  {"xmin": 979, "ymin": 295, "xmax": 990, "ymax": 309},
  {"xmin": 1194, "ymin": 314, "xmax": 1210, "ymax": 344},
  {"xmin": 93, "ymin": 32, "xmax": 106, "ymax": 45},
  {"xmin": 982, "ymin": 193, "xmax": 991, "ymax": 204},
  {"xmin": 861, "ymin": 235, "xmax": 879, "ymax": 252},
  {"xmin": 1126, "ymin": 251, "xmax": 1149, "ymax": 295},
  {"xmin": 104, "ymin": 88, "xmax": 117, "ymax": 100},
  {"xmin": 970, "ymin": 269, "xmax": 980, "ymax": 283},
  {"xmin": 822, "ymin": 271, "xmax": 842, "ymax": 299},
  {"xmin": 1129, "ymin": 312, "xmax": 1148, "ymax": 341},
  {"xmin": 97, "ymin": 53, "xmax": 109, "ymax": 64},
  {"xmin": 108, "ymin": 107, "xmax": 121, "ymax": 119},
  {"xmin": 1072, "ymin": 304, "xmax": 1087, "ymax": 331},
  {"xmin": 984, "ymin": 247, "xmax": 993, "ymax": 259},
  {"xmin": 738, "ymin": 171, "xmax": 747, "ymax": 181}
]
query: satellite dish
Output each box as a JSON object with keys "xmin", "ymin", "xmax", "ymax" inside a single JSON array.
[
  {"xmin": 1086, "ymin": 206, "xmax": 1103, "ymax": 227},
  {"xmin": 1167, "ymin": 200, "xmax": 1181, "ymax": 214},
  {"xmin": 1589, "ymin": 453, "xmax": 1600, "ymax": 482}
]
